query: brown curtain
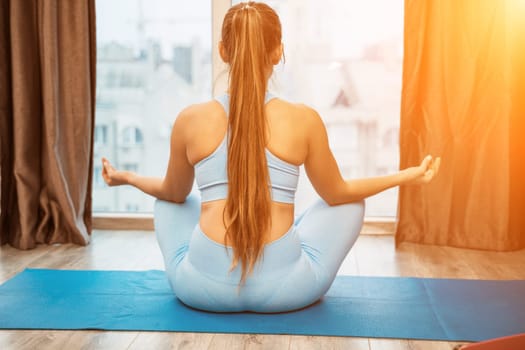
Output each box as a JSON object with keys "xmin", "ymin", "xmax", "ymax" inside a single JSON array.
[
  {"xmin": 397, "ymin": 0, "xmax": 525, "ymax": 251},
  {"xmin": 0, "ymin": 1, "xmax": 96, "ymax": 249}
]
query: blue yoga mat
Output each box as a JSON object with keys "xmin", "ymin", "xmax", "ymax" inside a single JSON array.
[{"xmin": 0, "ymin": 269, "xmax": 524, "ymax": 341}]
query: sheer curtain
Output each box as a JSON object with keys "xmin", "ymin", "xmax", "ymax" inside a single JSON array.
[
  {"xmin": 0, "ymin": 1, "xmax": 96, "ymax": 249},
  {"xmin": 397, "ymin": 0, "xmax": 525, "ymax": 251}
]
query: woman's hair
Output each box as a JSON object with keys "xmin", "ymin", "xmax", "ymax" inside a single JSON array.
[{"xmin": 221, "ymin": 2, "xmax": 282, "ymax": 285}]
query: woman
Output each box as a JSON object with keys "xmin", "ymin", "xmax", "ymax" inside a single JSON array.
[{"xmin": 102, "ymin": 2, "xmax": 440, "ymax": 313}]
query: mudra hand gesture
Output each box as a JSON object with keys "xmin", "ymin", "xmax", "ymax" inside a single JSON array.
[
  {"xmin": 405, "ymin": 155, "xmax": 441, "ymax": 185},
  {"xmin": 101, "ymin": 157, "xmax": 134, "ymax": 187}
]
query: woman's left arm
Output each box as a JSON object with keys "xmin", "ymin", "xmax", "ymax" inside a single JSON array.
[{"xmin": 101, "ymin": 110, "xmax": 195, "ymax": 203}]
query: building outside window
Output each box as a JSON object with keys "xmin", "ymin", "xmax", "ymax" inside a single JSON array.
[{"xmin": 93, "ymin": 0, "xmax": 212, "ymax": 213}]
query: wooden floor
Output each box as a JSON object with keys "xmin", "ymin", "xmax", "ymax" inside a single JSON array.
[{"xmin": 1, "ymin": 230, "xmax": 524, "ymax": 350}]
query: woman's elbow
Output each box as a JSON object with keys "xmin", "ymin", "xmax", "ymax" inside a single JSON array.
[
  {"xmin": 323, "ymin": 192, "xmax": 365, "ymax": 206},
  {"xmin": 321, "ymin": 193, "xmax": 344, "ymax": 206},
  {"xmin": 158, "ymin": 191, "xmax": 189, "ymax": 204},
  {"xmin": 159, "ymin": 181, "xmax": 194, "ymax": 203},
  {"xmin": 169, "ymin": 191, "xmax": 192, "ymax": 203}
]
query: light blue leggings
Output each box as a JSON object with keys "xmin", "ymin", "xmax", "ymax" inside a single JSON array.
[{"xmin": 154, "ymin": 194, "xmax": 364, "ymax": 313}]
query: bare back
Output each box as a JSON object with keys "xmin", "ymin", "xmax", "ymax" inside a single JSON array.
[{"xmin": 185, "ymin": 97, "xmax": 309, "ymax": 245}]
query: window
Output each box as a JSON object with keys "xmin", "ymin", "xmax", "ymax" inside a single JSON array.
[
  {"xmin": 94, "ymin": 0, "xmax": 214, "ymax": 213},
  {"xmin": 94, "ymin": 125, "xmax": 108, "ymax": 146},
  {"xmin": 121, "ymin": 127, "xmax": 143, "ymax": 146},
  {"xmin": 95, "ymin": 0, "xmax": 402, "ymax": 217},
  {"xmin": 234, "ymin": 0, "xmax": 404, "ymax": 216}
]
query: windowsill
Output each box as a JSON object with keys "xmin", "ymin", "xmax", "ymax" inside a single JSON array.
[
  {"xmin": 93, "ymin": 212, "xmax": 155, "ymax": 231},
  {"xmin": 92, "ymin": 213, "xmax": 396, "ymax": 234}
]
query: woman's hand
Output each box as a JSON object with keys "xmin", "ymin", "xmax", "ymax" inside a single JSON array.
[
  {"xmin": 404, "ymin": 155, "xmax": 441, "ymax": 185},
  {"xmin": 101, "ymin": 157, "xmax": 134, "ymax": 186}
]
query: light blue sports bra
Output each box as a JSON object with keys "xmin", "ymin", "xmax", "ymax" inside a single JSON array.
[{"xmin": 194, "ymin": 93, "xmax": 299, "ymax": 204}]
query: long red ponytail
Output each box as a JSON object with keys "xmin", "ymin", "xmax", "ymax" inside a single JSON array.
[{"xmin": 220, "ymin": 2, "xmax": 282, "ymax": 285}]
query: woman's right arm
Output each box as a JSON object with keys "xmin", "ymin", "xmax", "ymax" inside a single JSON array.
[
  {"xmin": 303, "ymin": 107, "xmax": 440, "ymax": 206},
  {"xmin": 101, "ymin": 107, "xmax": 195, "ymax": 203}
]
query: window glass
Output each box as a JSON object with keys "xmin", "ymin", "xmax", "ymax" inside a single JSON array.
[
  {"xmin": 93, "ymin": 0, "xmax": 212, "ymax": 212},
  {"xmin": 233, "ymin": 0, "xmax": 404, "ymax": 216},
  {"xmin": 94, "ymin": 0, "xmax": 402, "ymax": 217}
]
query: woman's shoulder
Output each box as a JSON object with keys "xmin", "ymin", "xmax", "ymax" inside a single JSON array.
[
  {"xmin": 268, "ymin": 97, "xmax": 323, "ymax": 128},
  {"xmin": 175, "ymin": 99, "xmax": 226, "ymax": 130},
  {"xmin": 169, "ymin": 100, "xmax": 227, "ymax": 147},
  {"xmin": 178, "ymin": 100, "xmax": 224, "ymax": 119},
  {"xmin": 176, "ymin": 97, "xmax": 323, "ymax": 134}
]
